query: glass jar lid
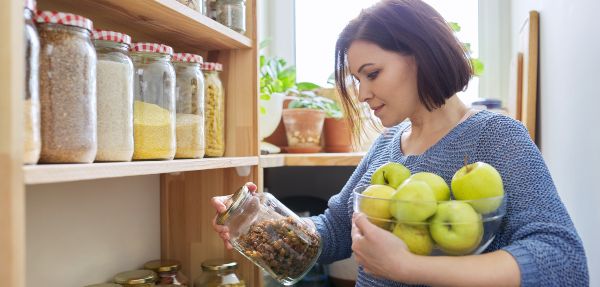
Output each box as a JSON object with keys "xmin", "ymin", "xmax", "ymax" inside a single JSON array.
[
  {"xmin": 201, "ymin": 62, "xmax": 223, "ymax": 72},
  {"xmin": 35, "ymin": 10, "xmax": 93, "ymax": 32},
  {"xmin": 131, "ymin": 42, "xmax": 174, "ymax": 56},
  {"xmin": 113, "ymin": 270, "xmax": 157, "ymax": 285},
  {"xmin": 172, "ymin": 53, "xmax": 203, "ymax": 64},
  {"xmin": 93, "ymin": 30, "xmax": 132, "ymax": 45},
  {"xmin": 143, "ymin": 259, "xmax": 182, "ymax": 273},
  {"xmin": 201, "ymin": 259, "xmax": 238, "ymax": 271}
]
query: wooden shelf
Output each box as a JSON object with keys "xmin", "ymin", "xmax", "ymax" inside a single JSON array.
[
  {"xmin": 37, "ymin": 0, "xmax": 252, "ymax": 52},
  {"xmin": 24, "ymin": 157, "xmax": 259, "ymax": 185},
  {"xmin": 260, "ymin": 152, "xmax": 366, "ymax": 168}
]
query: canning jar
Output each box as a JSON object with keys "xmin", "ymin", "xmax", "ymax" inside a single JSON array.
[
  {"xmin": 131, "ymin": 43, "xmax": 176, "ymax": 160},
  {"xmin": 85, "ymin": 284, "xmax": 122, "ymax": 287},
  {"xmin": 23, "ymin": 0, "xmax": 40, "ymax": 165},
  {"xmin": 143, "ymin": 259, "xmax": 189, "ymax": 286},
  {"xmin": 176, "ymin": 0, "xmax": 200, "ymax": 12},
  {"xmin": 173, "ymin": 53, "xmax": 205, "ymax": 159},
  {"xmin": 36, "ymin": 11, "xmax": 97, "ymax": 163},
  {"xmin": 114, "ymin": 270, "xmax": 157, "ymax": 286},
  {"xmin": 93, "ymin": 30, "xmax": 134, "ymax": 162},
  {"xmin": 216, "ymin": 0, "xmax": 246, "ymax": 34},
  {"xmin": 216, "ymin": 185, "xmax": 322, "ymax": 285},
  {"xmin": 193, "ymin": 259, "xmax": 245, "ymax": 287},
  {"xmin": 201, "ymin": 62, "xmax": 225, "ymax": 157}
]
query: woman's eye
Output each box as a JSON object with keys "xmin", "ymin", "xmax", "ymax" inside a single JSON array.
[{"xmin": 367, "ymin": 70, "xmax": 379, "ymax": 80}]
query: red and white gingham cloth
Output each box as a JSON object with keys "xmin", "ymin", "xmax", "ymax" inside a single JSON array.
[
  {"xmin": 35, "ymin": 11, "xmax": 93, "ymax": 32},
  {"xmin": 25, "ymin": 0, "xmax": 36, "ymax": 12},
  {"xmin": 172, "ymin": 53, "xmax": 203, "ymax": 63},
  {"xmin": 202, "ymin": 62, "xmax": 223, "ymax": 72},
  {"xmin": 93, "ymin": 30, "xmax": 132, "ymax": 45},
  {"xmin": 131, "ymin": 42, "xmax": 174, "ymax": 55}
]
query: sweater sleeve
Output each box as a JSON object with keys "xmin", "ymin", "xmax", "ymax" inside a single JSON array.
[{"xmin": 476, "ymin": 115, "xmax": 589, "ymax": 287}]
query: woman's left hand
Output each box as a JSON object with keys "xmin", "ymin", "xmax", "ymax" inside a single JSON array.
[{"xmin": 351, "ymin": 212, "xmax": 415, "ymax": 282}]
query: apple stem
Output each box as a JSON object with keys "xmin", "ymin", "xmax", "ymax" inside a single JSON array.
[{"xmin": 464, "ymin": 155, "xmax": 471, "ymax": 173}]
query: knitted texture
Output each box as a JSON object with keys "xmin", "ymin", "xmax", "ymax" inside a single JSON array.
[{"xmin": 310, "ymin": 110, "xmax": 589, "ymax": 286}]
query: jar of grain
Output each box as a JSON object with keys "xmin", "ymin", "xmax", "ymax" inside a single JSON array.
[
  {"xmin": 173, "ymin": 53, "xmax": 205, "ymax": 159},
  {"xmin": 114, "ymin": 270, "xmax": 158, "ymax": 286},
  {"xmin": 215, "ymin": 0, "xmax": 246, "ymax": 34},
  {"xmin": 176, "ymin": 0, "xmax": 201, "ymax": 12},
  {"xmin": 93, "ymin": 30, "xmax": 134, "ymax": 162},
  {"xmin": 143, "ymin": 259, "xmax": 189, "ymax": 286},
  {"xmin": 130, "ymin": 43, "xmax": 176, "ymax": 160},
  {"xmin": 201, "ymin": 62, "xmax": 225, "ymax": 157},
  {"xmin": 193, "ymin": 259, "xmax": 245, "ymax": 287},
  {"xmin": 35, "ymin": 11, "xmax": 97, "ymax": 163},
  {"xmin": 23, "ymin": 0, "xmax": 41, "ymax": 165}
]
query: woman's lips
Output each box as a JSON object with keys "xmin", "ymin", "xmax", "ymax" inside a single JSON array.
[{"xmin": 372, "ymin": 104, "xmax": 384, "ymax": 116}]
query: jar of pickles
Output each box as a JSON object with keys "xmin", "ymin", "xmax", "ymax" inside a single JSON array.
[
  {"xmin": 216, "ymin": 185, "xmax": 322, "ymax": 285},
  {"xmin": 201, "ymin": 62, "xmax": 225, "ymax": 157},
  {"xmin": 23, "ymin": 0, "xmax": 41, "ymax": 165},
  {"xmin": 36, "ymin": 11, "xmax": 97, "ymax": 163},
  {"xmin": 193, "ymin": 259, "xmax": 245, "ymax": 287},
  {"xmin": 173, "ymin": 53, "xmax": 205, "ymax": 159},
  {"xmin": 215, "ymin": 0, "xmax": 246, "ymax": 34},
  {"xmin": 143, "ymin": 259, "xmax": 189, "ymax": 286},
  {"xmin": 93, "ymin": 30, "xmax": 134, "ymax": 162},
  {"xmin": 130, "ymin": 43, "xmax": 176, "ymax": 160},
  {"xmin": 114, "ymin": 270, "xmax": 157, "ymax": 286}
]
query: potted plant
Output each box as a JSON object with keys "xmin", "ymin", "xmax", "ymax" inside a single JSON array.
[{"xmin": 316, "ymin": 87, "xmax": 354, "ymax": 153}]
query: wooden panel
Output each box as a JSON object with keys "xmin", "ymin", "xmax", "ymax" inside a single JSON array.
[
  {"xmin": 36, "ymin": 0, "xmax": 252, "ymax": 52},
  {"xmin": 260, "ymin": 152, "xmax": 366, "ymax": 168},
  {"xmin": 0, "ymin": 0, "xmax": 25, "ymax": 286},
  {"xmin": 518, "ymin": 11, "xmax": 540, "ymax": 143}
]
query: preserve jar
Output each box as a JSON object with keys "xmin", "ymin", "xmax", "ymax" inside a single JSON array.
[
  {"xmin": 193, "ymin": 259, "xmax": 245, "ymax": 287},
  {"xmin": 114, "ymin": 270, "xmax": 157, "ymax": 286},
  {"xmin": 216, "ymin": 185, "xmax": 322, "ymax": 285},
  {"xmin": 36, "ymin": 11, "xmax": 97, "ymax": 163},
  {"xmin": 173, "ymin": 53, "xmax": 205, "ymax": 159},
  {"xmin": 131, "ymin": 43, "xmax": 176, "ymax": 160},
  {"xmin": 216, "ymin": 0, "xmax": 246, "ymax": 34},
  {"xmin": 201, "ymin": 62, "xmax": 225, "ymax": 157},
  {"xmin": 93, "ymin": 30, "xmax": 134, "ymax": 162},
  {"xmin": 23, "ymin": 0, "xmax": 41, "ymax": 164},
  {"xmin": 143, "ymin": 259, "xmax": 189, "ymax": 286}
]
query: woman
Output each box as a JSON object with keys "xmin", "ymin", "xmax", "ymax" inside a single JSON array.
[{"xmin": 212, "ymin": 0, "xmax": 589, "ymax": 286}]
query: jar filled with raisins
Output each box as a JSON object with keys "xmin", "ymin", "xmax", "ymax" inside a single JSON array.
[{"xmin": 216, "ymin": 185, "xmax": 322, "ymax": 285}]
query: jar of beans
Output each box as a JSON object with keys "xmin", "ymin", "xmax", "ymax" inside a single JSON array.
[
  {"xmin": 130, "ymin": 43, "xmax": 176, "ymax": 160},
  {"xmin": 201, "ymin": 62, "xmax": 225, "ymax": 157},
  {"xmin": 36, "ymin": 11, "xmax": 97, "ymax": 163},
  {"xmin": 143, "ymin": 259, "xmax": 189, "ymax": 286},
  {"xmin": 216, "ymin": 185, "xmax": 322, "ymax": 285},
  {"xmin": 23, "ymin": 0, "xmax": 41, "ymax": 165}
]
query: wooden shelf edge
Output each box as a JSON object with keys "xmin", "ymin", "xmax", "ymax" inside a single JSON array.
[
  {"xmin": 260, "ymin": 152, "xmax": 366, "ymax": 168},
  {"xmin": 24, "ymin": 157, "xmax": 259, "ymax": 185}
]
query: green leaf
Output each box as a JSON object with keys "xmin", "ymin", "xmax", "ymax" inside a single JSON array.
[
  {"xmin": 296, "ymin": 82, "xmax": 321, "ymax": 91},
  {"xmin": 259, "ymin": 38, "xmax": 272, "ymax": 50},
  {"xmin": 260, "ymin": 93, "xmax": 271, "ymax": 100},
  {"xmin": 449, "ymin": 22, "xmax": 461, "ymax": 32},
  {"xmin": 260, "ymin": 106, "xmax": 267, "ymax": 115},
  {"xmin": 471, "ymin": 58, "xmax": 485, "ymax": 76}
]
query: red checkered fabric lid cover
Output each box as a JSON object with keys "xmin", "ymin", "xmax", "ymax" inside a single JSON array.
[
  {"xmin": 172, "ymin": 53, "xmax": 203, "ymax": 63},
  {"xmin": 93, "ymin": 30, "xmax": 132, "ymax": 45},
  {"xmin": 202, "ymin": 62, "xmax": 223, "ymax": 72},
  {"xmin": 131, "ymin": 43, "xmax": 174, "ymax": 55},
  {"xmin": 35, "ymin": 11, "xmax": 93, "ymax": 31}
]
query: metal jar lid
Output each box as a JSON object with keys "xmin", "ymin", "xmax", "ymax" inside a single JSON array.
[
  {"xmin": 216, "ymin": 185, "xmax": 250, "ymax": 225},
  {"xmin": 113, "ymin": 270, "xmax": 157, "ymax": 285},
  {"xmin": 84, "ymin": 284, "xmax": 122, "ymax": 287},
  {"xmin": 143, "ymin": 259, "xmax": 181, "ymax": 273},
  {"xmin": 201, "ymin": 259, "xmax": 238, "ymax": 271}
]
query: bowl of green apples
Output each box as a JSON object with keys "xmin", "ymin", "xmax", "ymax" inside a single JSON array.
[{"xmin": 353, "ymin": 161, "xmax": 506, "ymax": 256}]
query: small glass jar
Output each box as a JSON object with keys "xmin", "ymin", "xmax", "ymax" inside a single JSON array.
[
  {"xmin": 114, "ymin": 270, "xmax": 157, "ymax": 286},
  {"xmin": 93, "ymin": 30, "xmax": 134, "ymax": 162},
  {"xmin": 193, "ymin": 259, "xmax": 245, "ymax": 287},
  {"xmin": 85, "ymin": 284, "xmax": 123, "ymax": 287},
  {"xmin": 173, "ymin": 53, "xmax": 205, "ymax": 159},
  {"xmin": 176, "ymin": 0, "xmax": 200, "ymax": 12},
  {"xmin": 201, "ymin": 62, "xmax": 225, "ymax": 157},
  {"xmin": 131, "ymin": 43, "xmax": 177, "ymax": 160},
  {"xmin": 216, "ymin": 186, "xmax": 322, "ymax": 285},
  {"xmin": 201, "ymin": 0, "xmax": 216, "ymax": 19},
  {"xmin": 23, "ymin": 0, "xmax": 41, "ymax": 165},
  {"xmin": 216, "ymin": 0, "xmax": 246, "ymax": 34},
  {"xmin": 35, "ymin": 11, "xmax": 97, "ymax": 163},
  {"xmin": 143, "ymin": 259, "xmax": 189, "ymax": 286}
]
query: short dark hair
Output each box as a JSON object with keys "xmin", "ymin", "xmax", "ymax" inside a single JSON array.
[{"xmin": 335, "ymin": 0, "xmax": 472, "ymax": 136}]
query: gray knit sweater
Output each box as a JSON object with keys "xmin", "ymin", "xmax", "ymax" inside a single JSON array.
[{"xmin": 310, "ymin": 110, "xmax": 589, "ymax": 286}]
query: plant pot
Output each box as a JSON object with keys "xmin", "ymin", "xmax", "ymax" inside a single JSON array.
[
  {"xmin": 264, "ymin": 98, "xmax": 293, "ymax": 149},
  {"xmin": 324, "ymin": 117, "xmax": 353, "ymax": 153},
  {"xmin": 282, "ymin": 109, "xmax": 325, "ymax": 153}
]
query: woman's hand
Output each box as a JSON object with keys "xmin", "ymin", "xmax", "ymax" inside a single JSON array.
[{"xmin": 211, "ymin": 182, "xmax": 258, "ymax": 250}]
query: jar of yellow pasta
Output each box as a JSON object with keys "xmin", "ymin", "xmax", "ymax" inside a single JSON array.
[{"xmin": 201, "ymin": 62, "xmax": 225, "ymax": 157}]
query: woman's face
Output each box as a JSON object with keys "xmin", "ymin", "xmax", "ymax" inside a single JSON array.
[{"xmin": 347, "ymin": 40, "xmax": 420, "ymax": 127}]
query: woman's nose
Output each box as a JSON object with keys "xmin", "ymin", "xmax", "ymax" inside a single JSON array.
[{"xmin": 357, "ymin": 84, "xmax": 372, "ymax": 103}]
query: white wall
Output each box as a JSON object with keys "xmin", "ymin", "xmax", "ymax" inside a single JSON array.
[
  {"xmin": 26, "ymin": 175, "xmax": 160, "ymax": 287},
  {"xmin": 510, "ymin": 0, "xmax": 600, "ymax": 285},
  {"xmin": 258, "ymin": 0, "xmax": 296, "ymax": 66}
]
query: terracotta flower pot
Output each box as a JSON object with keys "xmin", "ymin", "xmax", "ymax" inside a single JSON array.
[
  {"xmin": 282, "ymin": 109, "xmax": 325, "ymax": 153},
  {"xmin": 324, "ymin": 117, "xmax": 353, "ymax": 153}
]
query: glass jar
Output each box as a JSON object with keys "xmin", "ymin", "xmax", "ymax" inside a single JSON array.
[
  {"xmin": 85, "ymin": 284, "xmax": 123, "ymax": 287},
  {"xmin": 143, "ymin": 259, "xmax": 189, "ymax": 286},
  {"xmin": 201, "ymin": 62, "xmax": 225, "ymax": 157},
  {"xmin": 130, "ymin": 43, "xmax": 177, "ymax": 160},
  {"xmin": 176, "ymin": 0, "xmax": 200, "ymax": 12},
  {"xmin": 216, "ymin": 186, "xmax": 322, "ymax": 285},
  {"xmin": 23, "ymin": 0, "xmax": 41, "ymax": 165},
  {"xmin": 173, "ymin": 53, "xmax": 205, "ymax": 159},
  {"xmin": 93, "ymin": 30, "xmax": 134, "ymax": 162},
  {"xmin": 114, "ymin": 270, "xmax": 157, "ymax": 286},
  {"xmin": 201, "ymin": 0, "xmax": 216, "ymax": 19},
  {"xmin": 216, "ymin": 0, "xmax": 246, "ymax": 34},
  {"xmin": 193, "ymin": 259, "xmax": 245, "ymax": 287},
  {"xmin": 35, "ymin": 11, "xmax": 97, "ymax": 163}
]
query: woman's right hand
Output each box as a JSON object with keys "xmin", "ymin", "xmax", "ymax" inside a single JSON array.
[{"xmin": 211, "ymin": 182, "xmax": 258, "ymax": 250}]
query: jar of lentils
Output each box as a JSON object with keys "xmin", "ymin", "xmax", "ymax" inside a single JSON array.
[
  {"xmin": 35, "ymin": 11, "xmax": 97, "ymax": 163},
  {"xmin": 201, "ymin": 62, "xmax": 225, "ymax": 157},
  {"xmin": 23, "ymin": 0, "xmax": 41, "ymax": 165}
]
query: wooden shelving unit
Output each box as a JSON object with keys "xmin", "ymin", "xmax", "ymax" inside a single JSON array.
[{"xmin": 260, "ymin": 152, "xmax": 366, "ymax": 168}]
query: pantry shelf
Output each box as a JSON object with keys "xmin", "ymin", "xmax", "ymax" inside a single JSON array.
[
  {"xmin": 37, "ymin": 0, "xmax": 252, "ymax": 52},
  {"xmin": 260, "ymin": 152, "xmax": 366, "ymax": 168},
  {"xmin": 24, "ymin": 157, "xmax": 259, "ymax": 185}
]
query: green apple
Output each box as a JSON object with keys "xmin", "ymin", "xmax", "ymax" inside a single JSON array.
[
  {"xmin": 393, "ymin": 223, "xmax": 434, "ymax": 255},
  {"xmin": 410, "ymin": 172, "xmax": 450, "ymax": 201},
  {"xmin": 371, "ymin": 162, "xmax": 411, "ymax": 189},
  {"xmin": 389, "ymin": 179, "xmax": 437, "ymax": 222},
  {"xmin": 429, "ymin": 201, "xmax": 483, "ymax": 255},
  {"xmin": 359, "ymin": 184, "xmax": 396, "ymax": 220},
  {"xmin": 451, "ymin": 162, "xmax": 504, "ymax": 214}
]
